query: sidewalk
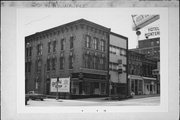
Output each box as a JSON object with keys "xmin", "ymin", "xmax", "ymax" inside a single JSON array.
[
  {"xmin": 76, "ymin": 94, "xmax": 160, "ymax": 101},
  {"xmin": 45, "ymin": 94, "xmax": 160, "ymax": 102},
  {"xmin": 132, "ymin": 94, "xmax": 160, "ymax": 99}
]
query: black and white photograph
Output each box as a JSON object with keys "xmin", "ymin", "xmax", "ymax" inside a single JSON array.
[
  {"xmin": 1, "ymin": 1, "xmax": 179, "ymax": 120},
  {"xmin": 23, "ymin": 11, "xmax": 160, "ymax": 106}
]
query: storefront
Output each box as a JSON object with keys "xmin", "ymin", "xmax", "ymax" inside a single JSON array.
[
  {"xmin": 128, "ymin": 75, "xmax": 157, "ymax": 95},
  {"xmin": 70, "ymin": 72, "xmax": 108, "ymax": 98},
  {"xmin": 71, "ymin": 79, "xmax": 107, "ymax": 96},
  {"xmin": 143, "ymin": 77, "xmax": 157, "ymax": 95},
  {"xmin": 128, "ymin": 75, "xmax": 144, "ymax": 95}
]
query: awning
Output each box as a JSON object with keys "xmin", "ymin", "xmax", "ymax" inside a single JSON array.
[{"xmin": 128, "ymin": 75, "xmax": 143, "ymax": 80}]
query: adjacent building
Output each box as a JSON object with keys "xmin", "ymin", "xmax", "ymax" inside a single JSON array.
[
  {"xmin": 128, "ymin": 50, "xmax": 158, "ymax": 95},
  {"xmin": 25, "ymin": 19, "xmax": 111, "ymax": 98},
  {"xmin": 131, "ymin": 37, "xmax": 160, "ymax": 61},
  {"xmin": 130, "ymin": 37, "xmax": 160, "ymax": 94},
  {"xmin": 109, "ymin": 32, "xmax": 128, "ymax": 97}
]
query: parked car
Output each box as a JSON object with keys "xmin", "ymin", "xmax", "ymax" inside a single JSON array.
[
  {"xmin": 25, "ymin": 95, "xmax": 29, "ymax": 105},
  {"xmin": 26, "ymin": 91, "xmax": 46, "ymax": 101}
]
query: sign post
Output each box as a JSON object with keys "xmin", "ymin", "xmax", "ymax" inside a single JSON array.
[{"xmin": 56, "ymin": 77, "xmax": 59, "ymax": 100}]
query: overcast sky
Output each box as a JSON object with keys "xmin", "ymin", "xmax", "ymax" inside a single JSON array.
[{"xmin": 18, "ymin": 8, "xmax": 159, "ymax": 49}]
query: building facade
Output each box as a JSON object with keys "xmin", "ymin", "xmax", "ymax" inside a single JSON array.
[
  {"xmin": 132, "ymin": 37, "xmax": 160, "ymax": 61},
  {"xmin": 128, "ymin": 50, "xmax": 158, "ymax": 95},
  {"xmin": 25, "ymin": 19, "xmax": 111, "ymax": 98},
  {"xmin": 130, "ymin": 37, "xmax": 160, "ymax": 94},
  {"xmin": 109, "ymin": 32, "xmax": 128, "ymax": 97}
]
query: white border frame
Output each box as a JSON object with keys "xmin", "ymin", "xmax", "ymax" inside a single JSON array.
[
  {"xmin": 2, "ymin": 6, "xmax": 179, "ymax": 120},
  {"xmin": 16, "ymin": 8, "xmax": 168, "ymax": 113}
]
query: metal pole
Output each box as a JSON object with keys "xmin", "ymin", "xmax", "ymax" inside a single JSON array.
[
  {"xmin": 44, "ymin": 64, "xmax": 46, "ymax": 95},
  {"xmin": 56, "ymin": 77, "xmax": 59, "ymax": 100},
  {"xmin": 109, "ymin": 79, "xmax": 111, "ymax": 98}
]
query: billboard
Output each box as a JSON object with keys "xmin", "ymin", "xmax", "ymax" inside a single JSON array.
[{"xmin": 50, "ymin": 77, "xmax": 70, "ymax": 93}]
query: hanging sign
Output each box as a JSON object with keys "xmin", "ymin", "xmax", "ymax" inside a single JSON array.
[{"xmin": 145, "ymin": 26, "xmax": 160, "ymax": 38}]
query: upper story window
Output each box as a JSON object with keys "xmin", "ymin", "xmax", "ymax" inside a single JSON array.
[
  {"xmin": 93, "ymin": 37, "xmax": 99, "ymax": 50},
  {"xmin": 69, "ymin": 55, "xmax": 73, "ymax": 69},
  {"xmin": 85, "ymin": 35, "xmax": 91, "ymax": 48},
  {"xmin": 37, "ymin": 59, "xmax": 42, "ymax": 72},
  {"xmin": 25, "ymin": 61, "xmax": 31, "ymax": 73},
  {"xmin": 115, "ymin": 48, "xmax": 120, "ymax": 56},
  {"xmin": 110, "ymin": 45, "xmax": 126, "ymax": 56},
  {"xmin": 156, "ymin": 40, "xmax": 160, "ymax": 45},
  {"xmin": 53, "ymin": 40, "xmax": 57, "ymax": 52},
  {"xmin": 48, "ymin": 42, "xmax": 51, "ymax": 53},
  {"xmin": 110, "ymin": 46, "xmax": 116, "ymax": 54},
  {"xmin": 37, "ymin": 44, "xmax": 42, "ymax": 56},
  {"xmin": 100, "ymin": 40, "xmax": 105, "ymax": 52},
  {"xmin": 70, "ymin": 36, "xmax": 74, "ymax": 49},
  {"xmin": 100, "ymin": 57, "xmax": 105, "ymax": 70},
  {"xmin": 25, "ymin": 43, "xmax": 32, "ymax": 57},
  {"xmin": 29, "ymin": 47, "xmax": 32, "ymax": 56},
  {"xmin": 123, "ymin": 64, "xmax": 127, "ymax": 73},
  {"xmin": 61, "ymin": 38, "xmax": 65, "ymax": 50},
  {"xmin": 52, "ymin": 57, "xmax": 56, "ymax": 70},
  {"xmin": 84, "ymin": 53, "xmax": 91, "ymax": 68},
  {"xmin": 47, "ymin": 58, "xmax": 50, "ymax": 71},
  {"xmin": 60, "ymin": 56, "xmax": 64, "ymax": 70},
  {"xmin": 151, "ymin": 41, "xmax": 154, "ymax": 46},
  {"xmin": 121, "ymin": 49, "xmax": 126, "ymax": 56},
  {"xmin": 109, "ymin": 62, "xmax": 118, "ymax": 71}
]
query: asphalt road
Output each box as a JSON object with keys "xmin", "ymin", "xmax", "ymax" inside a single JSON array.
[{"xmin": 26, "ymin": 96, "xmax": 160, "ymax": 106}]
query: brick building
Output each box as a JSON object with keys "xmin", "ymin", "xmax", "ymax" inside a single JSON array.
[
  {"xmin": 109, "ymin": 32, "xmax": 128, "ymax": 97},
  {"xmin": 132, "ymin": 37, "xmax": 160, "ymax": 61},
  {"xmin": 130, "ymin": 37, "xmax": 160, "ymax": 94},
  {"xmin": 25, "ymin": 19, "xmax": 111, "ymax": 98},
  {"xmin": 128, "ymin": 50, "xmax": 157, "ymax": 95}
]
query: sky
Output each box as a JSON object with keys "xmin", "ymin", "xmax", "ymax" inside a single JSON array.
[{"xmin": 19, "ymin": 8, "xmax": 159, "ymax": 49}]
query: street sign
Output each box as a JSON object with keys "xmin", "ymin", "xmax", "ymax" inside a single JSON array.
[{"xmin": 50, "ymin": 77, "xmax": 70, "ymax": 93}]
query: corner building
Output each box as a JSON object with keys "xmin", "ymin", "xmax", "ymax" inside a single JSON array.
[{"xmin": 25, "ymin": 19, "xmax": 110, "ymax": 98}]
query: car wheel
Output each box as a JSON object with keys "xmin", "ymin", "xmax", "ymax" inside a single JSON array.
[{"xmin": 40, "ymin": 98, "xmax": 44, "ymax": 101}]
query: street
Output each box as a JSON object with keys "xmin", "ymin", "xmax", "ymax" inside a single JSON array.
[{"xmin": 26, "ymin": 96, "xmax": 160, "ymax": 106}]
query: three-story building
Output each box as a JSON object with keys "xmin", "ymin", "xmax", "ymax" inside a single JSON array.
[{"xmin": 25, "ymin": 19, "xmax": 110, "ymax": 98}]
